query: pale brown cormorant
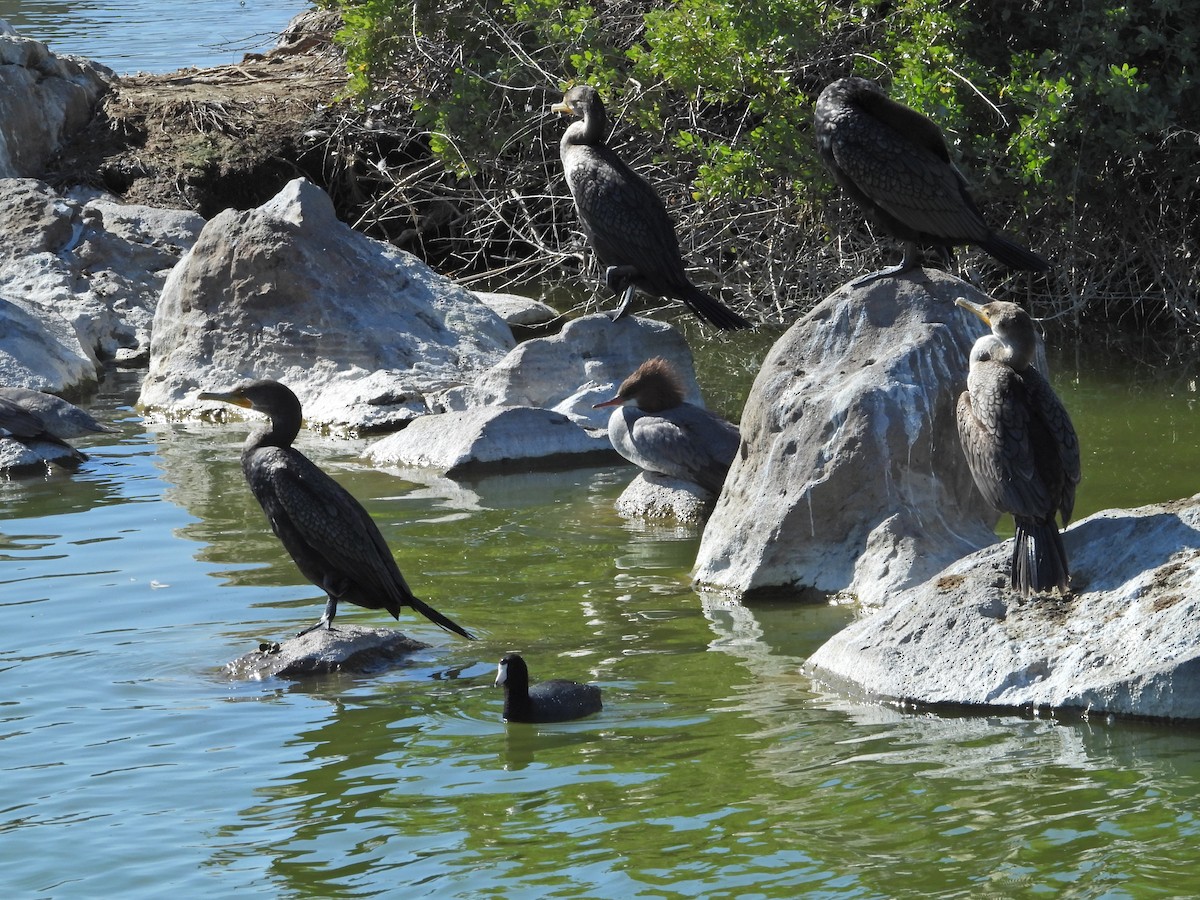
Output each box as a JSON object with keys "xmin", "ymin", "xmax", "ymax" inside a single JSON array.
[
  {"xmin": 814, "ymin": 77, "xmax": 1049, "ymax": 284},
  {"xmin": 199, "ymin": 379, "xmax": 475, "ymax": 639},
  {"xmin": 552, "ymin": 85, "xmax": 751, "ymax": 330},
  {"xmin": 593, "ymin": 357, "xmax": 740, "ymax": 494},
  {"xmin": 954, "ymin": 298, "xmax": 1080, "ymax": 595},
  {"xmin": 495, "ymin": 653, "xmax": 603, "ymax": 723}
]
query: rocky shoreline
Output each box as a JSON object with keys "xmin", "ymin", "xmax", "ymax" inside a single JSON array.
[{"xmin": 3, "ymin": 15, "xmax": 1198, "ymax": 721}]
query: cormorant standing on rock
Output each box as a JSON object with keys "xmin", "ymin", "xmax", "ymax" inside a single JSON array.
[
  {"xmin": 593, "ymin": 357, "xmax": 740, "ymax": 494},
  {"xmin": 552, "ymin": 84, "xmax": 751, "ymax": 330},
  {"xmin": 814, "ymin": 76, "xmax": 1049, "ymax": 284},
  {"xmin": 954, "ymin": 298, "xmax": 1080, "ymax": 596},
  {"xmin": 199, "ymin": 379, "xmax": 475, "ymax": 640}
]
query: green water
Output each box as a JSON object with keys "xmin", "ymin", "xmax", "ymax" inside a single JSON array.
[{"xmin": 3, "ymin": 345, "xmax": 1200, "ymax": 898}]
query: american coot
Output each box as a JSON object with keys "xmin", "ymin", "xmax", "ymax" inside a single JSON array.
[
  {"xmin": 551, "ymin": 84, "xmax": 751, "ymax": 330},
  {"xmin": 198, "ymin": 379, "xmax": 475, "ymax": 639},
  {"xmin": 954, "ymin": 298, "xmax": 1080, "ymax": 595},
  {"xmin": 495, "ymin": 653, "xmax": 603, "ymax": 723},
  {"xmin": 593, "ymin": 357, "xmax": 740, "ymax": 494},
  {"xmin": 814, "ymin": 76, "xmax": 1048, "ymax": 284}
]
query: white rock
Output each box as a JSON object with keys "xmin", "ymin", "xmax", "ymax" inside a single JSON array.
[
  {"xmin": 694, "ymin": 270, "xmax": 1001, "ymax": 605},
  {"xmin": 614, "ymin": 472, "xmax": 715, "ymax": 523},
  {"xmin": 806, "ymin": 494, "xmax": 1200, "ymax": 721},
  {"xmin": 367, "ymin": 405, "xmax": 616, "ymax": 476},
  {"xmin": 0, "ymin": 28, "xmax": 110, "ymax": 178},
  {"xmin": 139, "ymin": 178, "xmax": 516, "ymax": 431},
  {"xmin": 434, "ymin": 313, "xmax": 702, "ymax": 431},
  {"xmin": 472, "ymin": 290, "xmax": 560, "ymax": 328}
]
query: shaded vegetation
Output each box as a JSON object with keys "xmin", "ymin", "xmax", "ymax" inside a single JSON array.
[{"xmin": 312, "ymin": 0, "xmax": 1199, "ymax": 342}]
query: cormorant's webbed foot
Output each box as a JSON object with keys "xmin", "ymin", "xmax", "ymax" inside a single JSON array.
[
  {"xmin": 603, "ymin": 267, "xmax": 639, "ymax": 320},
  {"xmin": 852, "ymin": 241, "xmax": 924, "ymax": 286},
  {"xmin": 296, "ymin": 595, "xmax": 339, "ymax": 637}
]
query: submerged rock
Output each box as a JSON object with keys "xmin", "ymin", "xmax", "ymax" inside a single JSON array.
[
  {"xmin": 141, "ymin": 177, "xmax": 515, "ymax": 431},
  {"xmin": 225, "ymin": 624, "xmax": 430, "ymax": 680},
  {"xmin": 694, "ymin": 270, "xmax": 1000, "ymax": 606},
  {"xmin": 806, "ymin": 494, "xmax": 1200, "ymax": 722},
  {"xmin": 614, "ymin": 472, "xmax": 715, "ymax": 524}
]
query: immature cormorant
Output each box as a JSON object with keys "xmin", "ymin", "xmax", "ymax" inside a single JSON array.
[
  {"xmin": 814, "ymin": 77, "xmax": 1049, "ymax": 284},
  {"xmin": 954, "ymin": 298, "xmax": 1080, "ymax": 595},
  {"xmin": 199, "ymin": 379, "xmax": 475, "ymax": 639},
  {"xmin": 593, "ymin": 357, "xmax": 740, "ymax": 494},
  {"xmin": 495, "ymin": 653, "xmax": 603, "ymax": 723},
  {"xmin": 552, "ymin": 84, "xmax": 751, "ymax": 330}
]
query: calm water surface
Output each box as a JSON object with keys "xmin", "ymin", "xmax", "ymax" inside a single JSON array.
[
  {"xmin": 5, "ymin": 6, "xmax": 1200, "ymax": 897},
  {"xmin": 3, "ymin": 348, "xmax": 1200, "ymax": 898},
  {"xmin": 0, "ymin": 0, "xmax": 312, "ymax": 73}
]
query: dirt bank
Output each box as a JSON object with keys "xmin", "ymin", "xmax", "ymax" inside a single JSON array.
[{"xmin": 48, "ymin": 10, "xmax": 348, "ymax": 218}]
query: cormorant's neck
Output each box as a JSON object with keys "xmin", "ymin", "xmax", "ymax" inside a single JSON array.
[
  {"xmin": 245, "ymin": 415, "xmax": 299, "ymax": 451},
  {"xmin": 563, "ymin": 103, "xmax": 607, "ymax": 147}
]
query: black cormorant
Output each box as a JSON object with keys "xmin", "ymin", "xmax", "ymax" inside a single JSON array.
[
  {"xmin": 954, "ymin": 298, "xmax": 1080, "ymax": 595},
  {"xmin": 814, "ymin": 77, "xmax": 1049, "ymax": 284},
  {"xmin": 495, "ymin": 653, "xmax": 603, "ymax": 723},
  {"xmin": 552, "ymin": 84, "xmax": 751, "ymax": 330},
  {"xmin": 592, "ymin": 357, "xmax": 740, "ymax": 494},
  {"xmin": 199, "ymin": 379, "xmax": 475, "ymax": 639}
]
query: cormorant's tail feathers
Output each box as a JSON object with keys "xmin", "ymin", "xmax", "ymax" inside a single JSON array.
[
  {"xmin": 1011, "ymin": 519, "xmax": 1070, "ymax": 597},
  {"xmin": 408, "ymin": 596, "xmax": 476, "ymax": 640},
  {"xmin": 979, "ymin": 232, "xmax": 1049, "ymax": 273},
  {"xmin": 679, "ymin": 285, "xmax": 752, "ymax": 330}
]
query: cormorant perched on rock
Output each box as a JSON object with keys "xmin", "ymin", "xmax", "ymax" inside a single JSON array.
[
  {"xmin": 199, "ymin": 379, "xmax": 475, "ymax": 639},
  {"xmin": 0, "ymin": 387, "xmax": 115, "ymax": 465},
  {"xmin": 814, "ymin": 77, "xmax": 1049, "ymax": 284},
  {"xmin": 552, "ymin": 84, "xmax": 751, "ymax": 330},
  {"xmin": 954, "ymin": 298, "xmax": 1080, "ymax": 596},
  {"xmin": 495, "ymin": 653, "xmax": 603, "ymax": 723},
  {"xmin": 593, "ymin": 357, "xmax": 740, "ymax": 494}
]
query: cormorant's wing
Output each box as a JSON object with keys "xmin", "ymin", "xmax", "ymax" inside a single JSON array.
[
  {"xmin": 831, "ymin": 97, "xmax": 990, "ymax": 243},
  {"xmin": 251, "ymin": 447, "xmax": 413, "ymax": 613},
  {"xmin": 564, "ymin": 143, "xmax": 691, "ymax": 289},
  {"xmin": 957, "ymin": 363, "xmax": 1053, "ymax": 519},
  {"xmin": 1023, "ymin": 367, "xmax": 1081, "ymax": 524}
]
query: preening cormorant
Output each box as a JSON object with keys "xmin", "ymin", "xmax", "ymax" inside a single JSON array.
[
  {"xmin": 593, "ymin": 357, "xmax": 740, "ymax": 494},
  {"xmin": 814, "ymin": 77, "xmax": 1049, "ymax": 283},
  {"xmin": 199, "ymin": 379, "xmax": 475, "ymax": 639},
  {"xmin": 552, "ymin": 84, "xmax": 751, "ymax": 330},
  {"xmin": 495, "ymin": 653, "xmax": 603, "ymax": 723},
  {"xmin": 954, "ymin": 298, "xmax": 1080, "ymax": 596}
]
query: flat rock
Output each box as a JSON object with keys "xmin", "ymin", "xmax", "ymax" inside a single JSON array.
[
  {"xmin": 694, "ymin": 270, "xmax": 1000, "ymax": 605},
  {"xmin": 225, "ymin": 623, "xmax": 430, "ymax": 680},
  {"xmin": 806, "ymin": 494, "xmax": 1200, "ymax": 721},
  {"xmin": 368, "ymin": 405, "xmax": 618, "ymax": 476}
]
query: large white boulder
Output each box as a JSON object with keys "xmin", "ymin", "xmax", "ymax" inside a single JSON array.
[
  {"xmin": 0, "ymin": 179, "xmax": 203, "ymax": 391},
  {"xmin": 0, "ymin": 24, "xmax": 111, "ymax": 178},
  {"xmin": 807, "ymin": 495, "xmax": 1200, "ymax": 721},
  {"xmin": 694, "ymin": 270, "xmax": 1001, "ymax": 606},
  {"xmin": 140, "ymin": 178, "xmax": 516, "ymax": 431}
]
